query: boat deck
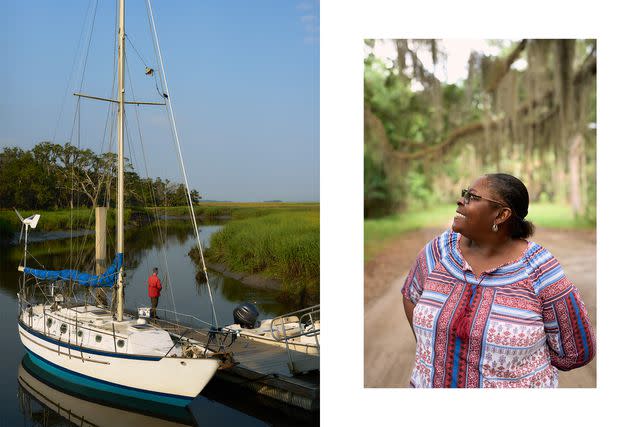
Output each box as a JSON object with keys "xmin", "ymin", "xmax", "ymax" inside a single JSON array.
[{"xmin": 150, "ymin": 317, "xmax": 320, "ymax": 411}]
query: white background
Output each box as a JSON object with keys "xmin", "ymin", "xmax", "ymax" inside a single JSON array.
[{"xmin": 320, "ymin": 0, "xmax": 639, "ymax": 425}]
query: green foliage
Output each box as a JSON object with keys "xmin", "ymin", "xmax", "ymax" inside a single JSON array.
[
  {"xmin": 364, "ymin": 153, "xmax": 391, "ymax": 217},
  {"xmin": 0, "ymin": 147, "xmax": 56, "ymax": 209},
  {"xmin": 205, "ymin": 207, "xmax": 319, "ymax": 305},
  {"xmin": 0, "ymin": 143, "xmax": 202, "ymax": 210},
  {"xmin": 405, "ymin": 169, "xmax": 433, "ymax": 210},
  {"xmin": 364, "ymin": 40, "xmax": 596, "ymax": 221}
]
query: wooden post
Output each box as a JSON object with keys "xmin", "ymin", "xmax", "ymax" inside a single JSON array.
[
  {"xmin": 96, "ymin": 207, "xmax": 107, "ymax": 274},
  {"xmin": 95, "ymin": 207, "xmax": 108, "ymax": 307}
]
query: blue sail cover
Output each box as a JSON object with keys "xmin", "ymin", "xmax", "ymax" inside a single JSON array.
[{"xmin": 23, "ymin": 253, "xmax": 123, "ymax": 287}]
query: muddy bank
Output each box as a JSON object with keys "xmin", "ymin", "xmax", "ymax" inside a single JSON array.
[{"xmin": 206, "ymin": 262, "xmax": 282, "ymax": 291}]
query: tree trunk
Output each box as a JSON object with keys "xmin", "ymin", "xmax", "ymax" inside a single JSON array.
[
  {"xmin": 553, "ymin": 156, "xmax": 568, "ymax": 204},
  {"xmin": 569, "ymin": 132, "xmax": 585, "ymax": 217}
]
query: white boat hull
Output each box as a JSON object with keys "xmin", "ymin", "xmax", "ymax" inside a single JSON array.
[{"xmin": 18, "ymin": 321, "xmax": 219, "ymax": 406}]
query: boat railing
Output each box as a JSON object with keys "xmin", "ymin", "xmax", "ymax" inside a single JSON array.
[
  {"xmin": 150, "ymin": 308, "xmax": 236, "ymax": 356},
  {"xmin": 269, "ymin": 305, "xmax": 319, "ymax": 374},
  {"xmin": 149, "ymin": 308, "xmax": 213, "ymax": 331},
  {"xmin": 269, "ymin": 305, "xmax": 320, "ymax": 342}
]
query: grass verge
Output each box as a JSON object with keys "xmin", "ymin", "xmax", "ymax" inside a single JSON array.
[
  {"xmin": 364, "ymin": 205, "xmax": 454, "ymax": 261},
  {"xmin": 365, "ymin": 203, "xmax": 595, "ymax": 262}
]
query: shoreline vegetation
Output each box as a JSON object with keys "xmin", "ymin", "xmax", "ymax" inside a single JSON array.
[
  {"xmin": 0, "ymin": 202, "xmax": 317, "ymax": 235},
  {"xmin": 1, "ymin": 202, "xmax": 320, "ymax": 306},
  {"xmin": 202, "ymin": 205, "xmax": 320, "ymax": 306}
]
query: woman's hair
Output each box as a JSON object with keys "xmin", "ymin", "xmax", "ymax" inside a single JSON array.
[{"xmin": 485, "ymin": 173, "xmax": 535, "ymax": 239}]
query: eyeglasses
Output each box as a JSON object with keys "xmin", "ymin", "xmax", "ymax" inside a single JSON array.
[{"xmin": 461, "ymin": 188, "xmax": 507, "ymax": 207}]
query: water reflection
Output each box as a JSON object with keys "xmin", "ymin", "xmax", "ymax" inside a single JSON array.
[
  {"xmin": 0, "ymin": 221, "xmax": 294, "ymax": 326},
  {"xmin": 17, "ymin": 355, "xmax": 197, "ymax": 427}
]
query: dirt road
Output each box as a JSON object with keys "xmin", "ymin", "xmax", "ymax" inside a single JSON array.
[{"xmin": 364, "ymin": 225, "xmax": 596, "ymax": 388}]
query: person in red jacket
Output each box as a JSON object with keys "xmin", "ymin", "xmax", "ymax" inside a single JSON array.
[{"xmin": 148, "ymin": 267, "xmax": 162, "ymax": 318}]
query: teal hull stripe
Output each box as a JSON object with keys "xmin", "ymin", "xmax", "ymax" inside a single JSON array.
[
  {"xmin": 25, "ymin": 349, "xmax": 192, "ymax": 407},
  {"xmin": 19, "ymin": 320, "xmax": 162, "ymax": 361}
]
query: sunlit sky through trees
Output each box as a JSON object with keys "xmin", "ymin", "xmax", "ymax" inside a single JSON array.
[{"xmin": 365, "ymin": 39, "xmax": 527, "ymax": 86}]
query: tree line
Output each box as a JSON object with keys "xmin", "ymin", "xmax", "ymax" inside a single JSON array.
[
  {"xmin": 364, "ymin": 39, "xmax": 596, "ymax": 220},
  {"xmin": 0, "ymin": 142, "xmax": 201, "ymax": 210}
]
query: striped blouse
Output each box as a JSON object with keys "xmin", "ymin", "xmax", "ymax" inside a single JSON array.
[{"xmin": 401, "ymin": 229, "xmax": 595, "ymax": 388}]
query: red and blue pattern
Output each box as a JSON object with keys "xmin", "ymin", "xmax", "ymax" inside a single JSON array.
[{"xmin": 402, "ymin": 229, "xmax": 595, "ymax": 388}]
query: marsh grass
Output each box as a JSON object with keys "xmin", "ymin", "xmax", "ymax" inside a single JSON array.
[
  {"xmin": 206, "ymin": 207, "xmax": 320, "ymax": 305},
  {"xmin": 0, "ymin": 208, "xmax": 95, "ymax": 233},
  {"xmin": 148, "ymin": 202, "xmax": 317, "ymax": 222},
  {"xmin": 0, "ymin": 208, "xmax": 137, "ymax": 235}
]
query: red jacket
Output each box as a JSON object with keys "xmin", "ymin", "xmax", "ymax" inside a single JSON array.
[{"xmin": 148, "ymin": 274, "xmax": 162, "ymax": 298}]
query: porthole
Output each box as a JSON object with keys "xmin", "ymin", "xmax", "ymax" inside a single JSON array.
[
  {"xmin": 95, "ymin": 335, "xmax": 102, "ymax": 343},
  {"xmin": 46, "ymin": 318, "xmax": 53, "ymax": 328},
  {"xmin": 60, "ymin": 323, "xmax": 67, "ymax": 334},
  {"xmin": 77, "ymin": 330, "xmax": 83, "ymax": 338},
  {"xmin": 117, "ymin": 339, "xmax": 125, "ymax": 348}
]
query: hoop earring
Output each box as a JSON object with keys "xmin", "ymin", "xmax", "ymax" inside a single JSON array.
[{"xmin": 492, "ymin": 223, "xmax": 498, "ymax": 233}]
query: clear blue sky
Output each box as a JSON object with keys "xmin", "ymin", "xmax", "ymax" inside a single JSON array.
[{"xmin": 1, "ymin": 0, "xmax": 319, "ymax": 202}]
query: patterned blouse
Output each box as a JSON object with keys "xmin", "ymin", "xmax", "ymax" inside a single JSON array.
[{"xmin": 401, "ymin": 229, "xmax": 595, "ymax": 388}]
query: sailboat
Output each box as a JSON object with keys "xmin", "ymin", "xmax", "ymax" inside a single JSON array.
[{"xmin": 16, "ymin": 0, "xmax": 230, "ymax": 407}]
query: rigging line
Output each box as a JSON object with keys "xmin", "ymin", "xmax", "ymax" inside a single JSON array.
[
  {"xmin": 62, "ymin": 96, "xmax": 82, "ymax": 270},
  {"xmin": 71, "ymin": 111, "xmax": 110, "ymax": 275},
  {"xmin": 70, "ymin": 9, "xmax": 101, "ymax": 275},
  {"xmin": 97, "ymin": 56, "xmax": 119, "ymax": 170},
  {"xmin": 141, "ymin": 1, "xmax": 167, "ymax": 101},
  {"xmin": 51, "ymin": 0, "xmax": 97, "ymax": 144},
  {"xmin": 103, "ymin": 102, "xmax": 118, "ymax": 208},
  {"xmin": 154, "ymin": 75, "xmax": 165, "ymax": 100},
  {"xmin": 76, "ymin": 0, "xmax": 99, "ymax": 95},
  {"xmin": 25, "ymin": 250, "xmax": 46, "ymax": 269},
  {"xmin": 146, "ymin": 0, "xmax": 220, "ymax": 329},
  {"xmin": 126, "ymin": 35, "xmax": 150, "ymax": 68},
  {"xmin": 66, "ymin": 0, "xmax": 97, "ymax": 274},
  {"xmin": 125, "ymin": 65, "xmax": 179, "ymax": 324},
  {"xmin": 100, "ymin": 1, "xmax": 119, "ymax": 249},
  {"xmin": 101, "ymin": 0, "xmax": 119, "ymax": 161}
]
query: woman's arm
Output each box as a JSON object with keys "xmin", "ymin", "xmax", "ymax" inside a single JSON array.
[
  {"xmin": 532, "ymin": 250, "xmax": 596, "ymax": 371},
  {"xmin": 400, "ymin": 232, "xmax": 446, "ymax": 342},
  {"xmin": 403, "ymin": 297, "xmax": 417, "ymax": 341},
  {"xmin": 541, "ymin": 279, "xmax": 595, "ymax": 370}
]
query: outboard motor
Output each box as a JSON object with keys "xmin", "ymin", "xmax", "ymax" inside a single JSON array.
[{"xmin": 233, "ymin": 302, "xmax": 259, "ymax": 329}]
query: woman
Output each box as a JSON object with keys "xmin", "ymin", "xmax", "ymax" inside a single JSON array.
[{"xmin": 401, "ymin": 173, "xmax": 594, "ymax": 388}]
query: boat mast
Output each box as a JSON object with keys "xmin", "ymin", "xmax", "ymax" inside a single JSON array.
[{"xmin": 116, "ymin": 0, "xmax": 125, "ymax": 322}]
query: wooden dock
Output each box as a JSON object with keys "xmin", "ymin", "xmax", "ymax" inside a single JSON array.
[
  {"xmin": 150, "ymin": 317, "xmax": 320, "ymax": 411},
  {"xmin": 216, "ymin": 335, "xmax": 319, "ymax": 411}
]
